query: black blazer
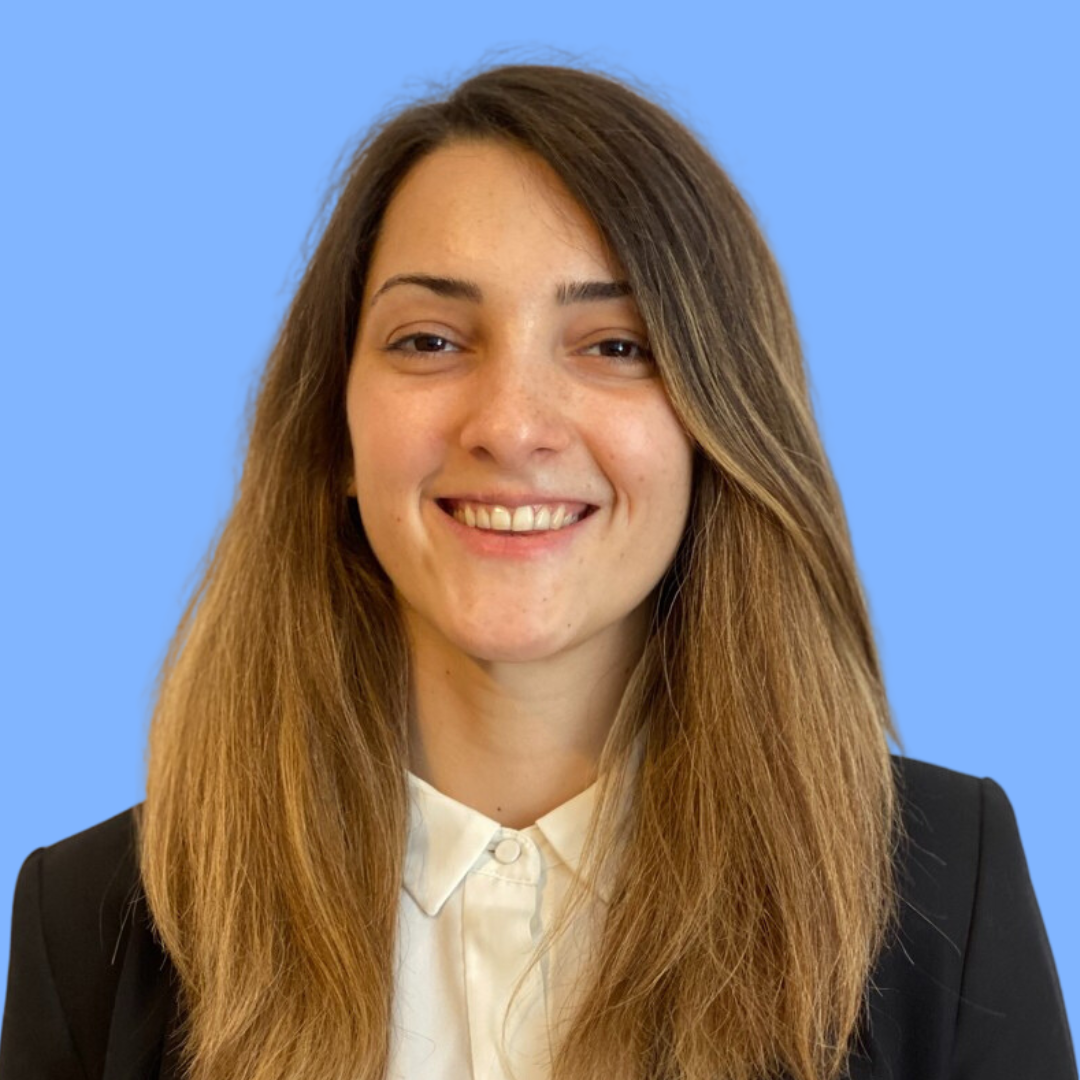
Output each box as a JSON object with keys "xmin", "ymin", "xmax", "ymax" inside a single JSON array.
[{"xmin": 1, "ymin": 756, "xmax": 1076, "ymax": 1080}]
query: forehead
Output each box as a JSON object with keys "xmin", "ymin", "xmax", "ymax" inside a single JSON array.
[{"xmin": 363, "ymin": 140, "xmax": 622, "ymax": 302}]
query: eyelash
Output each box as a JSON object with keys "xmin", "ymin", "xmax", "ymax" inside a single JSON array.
[{"xmin": 385, "ymin": 333, "xmax": 654, "ymax": 364}]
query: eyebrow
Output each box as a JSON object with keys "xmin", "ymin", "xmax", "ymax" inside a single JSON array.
[{"xmin": 367, "ymin": 273, "xmax": 633, "ymax": 309}]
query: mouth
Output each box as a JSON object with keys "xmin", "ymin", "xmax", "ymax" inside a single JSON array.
[{"xmin": 435, "ymin": 498, "xmax": 598, "ymax": 535}]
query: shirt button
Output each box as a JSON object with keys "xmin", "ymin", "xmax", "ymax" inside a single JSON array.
[{"xmin": 493, "ymin": 838, "xmax": 522, "ymax": 864}]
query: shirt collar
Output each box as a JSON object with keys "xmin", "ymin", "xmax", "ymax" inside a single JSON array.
[{"xmin": 403, "ymin": 739, "xmax": 641, "ymax": 917}]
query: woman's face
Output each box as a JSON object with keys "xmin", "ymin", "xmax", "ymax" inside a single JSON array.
[{"xmin": 346, "ymin": 139, "xmax": 694, "ymax": 666}]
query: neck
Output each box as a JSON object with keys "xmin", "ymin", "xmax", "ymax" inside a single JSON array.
[{"xmin": 405, "ymin": 610, "xmax": 647, "ymax": 829}]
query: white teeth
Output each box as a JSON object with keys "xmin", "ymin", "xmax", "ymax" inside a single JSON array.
[{"xmin": 449, "ymin": 501, "xmax": 587, "ymax": 533}]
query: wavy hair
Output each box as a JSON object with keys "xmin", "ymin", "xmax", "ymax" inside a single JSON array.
[{"xmin": 136, "ymin": 59, "xmax": 905, "ymax": 1080}]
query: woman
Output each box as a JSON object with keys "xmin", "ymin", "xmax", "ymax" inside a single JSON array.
[{"xmin": 0, "ymin": 62, "xmax": 1074, "ymax": 1080}]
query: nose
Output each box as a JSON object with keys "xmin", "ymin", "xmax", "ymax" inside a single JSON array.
[{"xmin": 457, "ymin": 350, "xmax": 574, "ymax": 468}]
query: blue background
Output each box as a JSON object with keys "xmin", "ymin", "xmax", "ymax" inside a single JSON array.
[{"xmin": 2, "ymin": 0, "xmax": 1076, "ymax": 1035}]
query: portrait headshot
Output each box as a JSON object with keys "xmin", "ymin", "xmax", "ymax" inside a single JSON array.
[{"xmin": 1, "ymin": 4, "xmax": 1076, "ymax": 1080}]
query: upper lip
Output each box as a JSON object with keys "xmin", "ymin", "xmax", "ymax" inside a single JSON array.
[{"xmin": 435, "ymin": 493, "xmax": 597, "ymax": 509}]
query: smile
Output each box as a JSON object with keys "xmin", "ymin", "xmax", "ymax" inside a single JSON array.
[{"xmin": 437, "ymin": 499, "xmax": 594, "ymax": 534}]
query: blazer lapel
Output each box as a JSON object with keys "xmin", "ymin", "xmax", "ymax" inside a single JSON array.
[{"xmin": 101, "ymin": 893, "xmax": 178, "ymax": 1080}]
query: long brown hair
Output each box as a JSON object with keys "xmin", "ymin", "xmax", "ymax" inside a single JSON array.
[{"xmin": 137, "ymin": 60, "xmax": 905, "ymax": 1080}]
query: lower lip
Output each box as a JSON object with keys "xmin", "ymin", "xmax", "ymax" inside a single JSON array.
[{"xmin": 434, "ymin": 503, "xmax": 595, "ymax": 560}]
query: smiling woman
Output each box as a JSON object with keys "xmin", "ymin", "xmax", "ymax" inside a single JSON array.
[
  {"xmin": 347, "ymin": 142, "xmax": 693, "ymax": 752},
  {"xmin": 0, "ymin": 62, "xmax": 1075, "ymax": 1080},
  {"xmin": 346, "ymin": 139, "xmax": 695, "ymax": 825}
]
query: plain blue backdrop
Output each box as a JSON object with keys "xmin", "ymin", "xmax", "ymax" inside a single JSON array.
[{"xmin": 2, "ymin": 0, "xmax": 1076, "ymax": 1036}]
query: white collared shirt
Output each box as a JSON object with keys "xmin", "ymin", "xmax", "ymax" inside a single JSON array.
[{"xmin": 389, "ymin": 770, "xmax": 616, "ymax": 1080}]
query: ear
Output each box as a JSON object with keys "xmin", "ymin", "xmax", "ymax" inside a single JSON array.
[{"xmin": 346, "ymin": 476, "xmax": 357, "ymax": 497}]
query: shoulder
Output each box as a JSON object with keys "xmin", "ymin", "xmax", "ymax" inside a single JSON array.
[
  {"xmin": 887, "ymin": 754, "xmax": 1035, "ymax": 963},
  {"xmin": 856, "ymin": 755, "xmax": 1077, "ymax": 1078},
  {"xmin": 885, "ymin": 754, "xmax": 988, "ymax": 974},
  {"xmin": 891, "ymin": 751, "xmax": 988, "ymax": 822},
  {"xmin": 24, "ymin": 803, "xmax": 142, "ymax": 914},
  {"xmin": 20, "ymin": 804, "xmax": 144, "ymax": 980},
  {"xmin": 884, "ymin": 753, "xmax": 1026, "ymax": 980},
  {"xmin": 1, "ymin": 805, "xmax": 147, "ymax": 1077},
  {"xmin": 890, "ymin": 753, "xmax": 987, "ymax": 891}
]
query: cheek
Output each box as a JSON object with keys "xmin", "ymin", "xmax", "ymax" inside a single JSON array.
[
  {"xmin": 601, "ymin": 404, "xmax": 694, "ymax": 517},
  {"xmin": 347, "ymin": 382, "xmax": 435, "ymax": 508},
  {"xmin": 347, "ymin": 400, "xmax": 425, "ymax": 574}
]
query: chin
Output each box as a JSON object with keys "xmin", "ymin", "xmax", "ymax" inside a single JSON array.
[{"xmin": 445, "ymin": 620, "xmax": 579, "ymax": 666}]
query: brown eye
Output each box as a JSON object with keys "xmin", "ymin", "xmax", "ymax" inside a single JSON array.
[
  {"xmin": 386, "ymin": 333, "xmax": 459, "ymax": 353},
  {"xmin": 584, "ymin": 338, "xmax": 654, "ymax": 364}
]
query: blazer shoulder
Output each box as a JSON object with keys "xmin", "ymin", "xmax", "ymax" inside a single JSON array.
[
  {"xmin": 31, "ymin": 805, "xmax": 145, "ymax": 961},
  {"xmin": 1, "ymin": 806, "xmax": 147, "ymax": 1079},
  {"xmin": 37, "ymin": 804, "xmax": 142, "ymax": 890},
  {"xmin": 884, "ymin": 754, "xmax": 1008, "ymax": 981},
  {"xmin": 890, "ymin": 752, "xmax": 983, "ymax": 816},
  {"xmin": 861, "ymin": 756, "xmax": 1077, "ymax": 1079}
]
